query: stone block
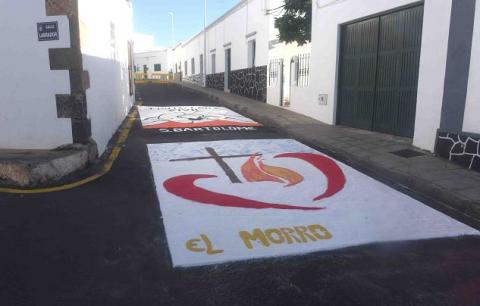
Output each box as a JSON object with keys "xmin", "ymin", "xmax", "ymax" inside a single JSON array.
[
  {"xmin": 71, "ymin": 94, "xmax": 87, "ymax": 119},
  {"xmin": 55, "ymin": 94, "xmax": 87, "ymax": 119},
  {"xmin": 71, "ymin": 118, "xmax": 91, "ymax": 144},
  {"xmin": 49, "ymin": 48, "xmax": 82, "ymax": 70},
  {"xmin": 45, "ymin": 0, "xmax": 77, "ymax": 16},
  {"xmin": 56, "ymin": 94, "xmax": 73, "ymax": 118}
]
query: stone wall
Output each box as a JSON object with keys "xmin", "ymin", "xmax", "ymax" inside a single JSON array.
[
  {"xmin": 436, "ymin": 132, "xmax": 480, "ymax": 172},
  {"xmin": 186, "ymin": 66, "xmax": 268, "ymax": 102},
  {"xmin": 184, "ymin": 74, "xmax": 203, "ymax": 86},
  {"xmin": 228, "ymin": 66, "xmax": 267, "ymax": 102},
  {"xmin": 206, "ymin": 72, "xmax": 224, "ymax": 91}
]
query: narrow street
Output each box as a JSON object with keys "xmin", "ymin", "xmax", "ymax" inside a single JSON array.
[{"xmin": 1, "ymin": 84, "xmax": 479, "ymax": 306}]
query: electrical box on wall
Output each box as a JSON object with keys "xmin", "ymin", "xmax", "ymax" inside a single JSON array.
[{"xmin": 318, "ymin": 94, "xmax": 328, "ymax": 105}]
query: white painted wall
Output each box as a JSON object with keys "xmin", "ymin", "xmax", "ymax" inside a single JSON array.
[
  {"xmin": 413, "ymin": 0, "xmax": 453, "ymax": 150},
  {"xmin": 463, "ymin": 0, "xmax": 480, "ymax": 135},
  {"xmin": 307, "ymin": 0, "xmax": 453, "ymax": 151},
  {"xmin": 207, "ymin": 19, "xmax": 225, "ymax": 74},
  {"xmin": 181, "ymin": 34, "xmax": 204, "ymax": 77},
  {"xmin": 175, "ymin": 0, "xmax": 270, "ymax": 80},
  {"xmin": 267, "ymin": 42, "xmax": 311, "ymax": 108},
  {"xmin": 172, "ymin": 43, "xmax": 185, "ymax": 74},
  {"xmin": 134, "ymin": 49, "xmax": 171, "ymax": 77},
  {"xmin": 79, "ymin": 0, "xmax": 135, "ymax": 154},
  {"xmin": 0, "ymin": 0, "xmax": 72, "ymax": 149}
]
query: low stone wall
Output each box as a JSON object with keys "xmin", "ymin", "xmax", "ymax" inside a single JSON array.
[
  {"xmin": 436, "ymin": 132, "xmax": 480, "ymax": 172},
  {"xmin": 184, "ymin": 74, "xmax": 203, "ymax": 86},
  {"xmin": 228, "ymin": 66, "xmax": 267, "ymax": 102},
  {"xmin": 188, "ymin": 67, "xmax": 267, "ymax": 102},
  {"xmin": 206, "ymin": 72, "xmax": 224, "ymax": 91}
]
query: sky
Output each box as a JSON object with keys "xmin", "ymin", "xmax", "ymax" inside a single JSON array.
[{"xmin": 133, "ymin": 0, "xmax": 240, "ymax": 48}]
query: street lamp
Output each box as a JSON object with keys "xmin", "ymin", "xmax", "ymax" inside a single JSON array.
[{"xmin": 168, "ymin": 12, "xmax": 175, "ymax": 47}]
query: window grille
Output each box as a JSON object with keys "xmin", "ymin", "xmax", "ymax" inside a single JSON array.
[
  {"xmin": 294, "ymin": 53, "xmax": 310, "ymax": 87},
  {"xmin": 268, "ymin": 58, "xmax": 283, "ymax": 86}
]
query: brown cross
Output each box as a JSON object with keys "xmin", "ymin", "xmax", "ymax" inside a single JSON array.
[{"xmin": 170, "ymin": 147, "xmax": 260, "ymax": 183}]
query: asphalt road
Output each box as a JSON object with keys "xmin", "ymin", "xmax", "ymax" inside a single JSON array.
[{"xmin": 1, "ymin": 83, "xmax": 479, "ymax": 306}]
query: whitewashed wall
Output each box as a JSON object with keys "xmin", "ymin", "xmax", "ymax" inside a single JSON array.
[
  {"xmin": 413, "ymin": 0, "xmax": 453, "ymax": 150},
  {"xmin": 181, "ymin": 34, "xmax": 204, "ymax": 77},
  {"xmin": 172, "ymin": 44, "xmax": 185, "ymax": 74},
  {"xmin": 267, "ymin": 42, "xmax": 311, "ymax": 108},
  {"xmin": 176, "ymin": 0, "xmax": 270, "ymax": 79},
  {"xmin": 134, "ymin": 49, "xmax": 171, "ymax": 76},
  {"xmin": 79, "ymin": 0, "xmax": 134, "ymax": 154},
  {"xmin": 206, "ymin": 22, "xmax": 223, "ymax": 74},
  {"xmin": 0, "ymin": 0, "xmax": 72, "ymax": 149},
  {"xmin": 307, "ymin": 0, "xmax": 453, "ymax": 152},
  {"xmin": 463, "ymin": 0, "xmax": 480, "ymax": 135}
]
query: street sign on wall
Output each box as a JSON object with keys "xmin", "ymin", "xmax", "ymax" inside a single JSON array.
[{"xmin": 37, "ymin": 22, "xmax": 59, "ymax": 41}]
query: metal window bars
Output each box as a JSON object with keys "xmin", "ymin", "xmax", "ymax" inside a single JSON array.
[
  {"xmin": 269, "ymin": 54, "xmax": 310, "ymax": 88},
  {"xmin": 294, "ymin": 53, "xmax": 310, "ymax": 87},
  {"xmin": 268, "ymin": 58, "xmax": 283, "ymax": 87}
]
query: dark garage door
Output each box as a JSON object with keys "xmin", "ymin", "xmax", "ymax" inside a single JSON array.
[{"xmin": 337, "ymin": 5, "xmax": 424, "ymax": 138}]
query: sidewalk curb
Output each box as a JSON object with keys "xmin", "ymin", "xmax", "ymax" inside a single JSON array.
[
  {"xmin": 0, "ymin": 105, "xmax": 139, "ymax": 194},
  {"xmin": 174, "ymin": 81, "xmax": 480, "ymax": 227},
  {"xmin": 0, "ymin": 141, "xmax": 98, "ymax": 188}
]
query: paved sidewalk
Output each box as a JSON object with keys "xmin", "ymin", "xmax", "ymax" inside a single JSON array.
[{"xmin": 174, "ymin": 81, "xmax": 480, "ymax": 225}]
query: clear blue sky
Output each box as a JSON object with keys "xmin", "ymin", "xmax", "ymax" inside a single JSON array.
[{"xmin": 133, "ymin": 0, "xmax": 240, "ymax": 47}]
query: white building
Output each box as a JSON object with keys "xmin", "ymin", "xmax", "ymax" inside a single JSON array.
[
  {"xmin": 134, "ymin": 49, "xmax": 172, "ymax": 78},
  {"xmin": 0, "ymin": 0, "xmax": 135, "ymax": 155},
  {"xmin": 134, "ymin": 0, "xmax": 479, "ymax": 172},
  {"xmin": 266, "ymin": 0, "xmax": 311, "ymax": 110},
  {"xmin": 305, "ymin": 0, "xmax": 479, "ymax": 171},
  {"xmin": 173, "ymin": 0, "xmax": 308, "ymax": 104},
  {"xmin": 170, "ymin": 0, "xmax": 480, "ymax": 172}
]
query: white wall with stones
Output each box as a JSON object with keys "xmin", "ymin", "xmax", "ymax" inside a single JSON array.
[
  {"xmin": 0, "ymin": 0, "xmax": 72, "ymax": 149},
  {"xmin": 79, "ymin": 0, "xmax": 135, "ymax": 154},
  {"xmin": 175, "ymin": 0, "xmax": 270, "ymax": 77}
]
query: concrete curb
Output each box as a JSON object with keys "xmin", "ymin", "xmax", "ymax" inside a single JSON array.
[
  {"xmin": 0, "ymin": 140, "xmax": 98, "ymax": 188},
  {"xmin": 173, "ymin": 81, "xmax": 480, "ymax": 227}
]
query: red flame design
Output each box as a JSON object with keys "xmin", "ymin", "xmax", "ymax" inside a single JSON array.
[
  {"xmin": 241, "ymin": 155, "xmax": 304, "ymax": 187},
  {"xmin": 164, "ymin": 152, "xmax": 346, "ymax": 211}
]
